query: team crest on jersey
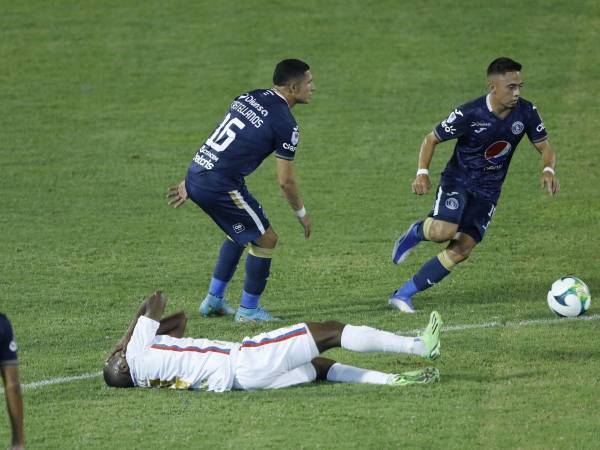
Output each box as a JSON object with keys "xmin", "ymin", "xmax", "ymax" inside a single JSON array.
[
  {"xmin": 484, "ymin": 141, "xmax": 513, "ymax": 165},
  {"xmin": 445, "ymin": 198, "xmax": 459, "ymax": 210},
  {"xmin": 511, "ymin": 121, "xmax": 524, "ymax": 135},
  {"xmin": 291, "ymin": 126, "xmax": 299, "ymax": 146}
]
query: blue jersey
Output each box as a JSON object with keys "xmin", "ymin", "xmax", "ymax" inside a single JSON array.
[
  {"xmin": 187, "ymin": 89, "xmax": 299, "ymax": 190},
  {"xmin": 0, "ymin": 313, "xmax": 18, "ymax": 365},
  {"xmin": 433, "ymin": 94, "xmax": 548, "ymax": 203}
]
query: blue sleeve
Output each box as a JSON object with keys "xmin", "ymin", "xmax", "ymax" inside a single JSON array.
[
  {"xmin": 0, "ymin": 315, "xmax": 18, "ymax": 365},
  {"xmin": 433, "ymin": 107, "xmax": 469, "ymax": 141},
  {"xmin": 273, "ymin": 120, "xmax": 299, "ymax": 161},
  {"xmin": 526, "ymin": 104, "xmax": 548, "ymax": 143}
]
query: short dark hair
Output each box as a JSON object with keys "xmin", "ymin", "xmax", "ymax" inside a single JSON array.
[
  {"xmin": 487, "ymin": 57, "xmax": 522, "ymax": 76},
  {"xmin": 273, "ymin": 59, "xmax": 310, "ymax": 85},
  {"xmin": 103, "ymin": 356, "xmax": 134, "ymax": 388}
]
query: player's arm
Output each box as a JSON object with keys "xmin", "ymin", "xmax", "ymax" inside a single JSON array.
[
  {"xmin": 276, "ymin": 158, "xmax": 311, "ymax": 238},
  {"xmin": 534, "ymin": 139, "xmax": 559, "ymax": 196},
  {"xmin": 411, "ymin": 131, "xmax": 440, "ymax": 195},
  {"xmin": 1, "ymin": 364, "xmax": 25, "ymax": 450},
  {"xmin": 156, "ymin": 312, "xmax": 187, "ymax": 338},
  {"xmin": 107, "ymin": 291, "xmax": 167, "ymax": 360}
]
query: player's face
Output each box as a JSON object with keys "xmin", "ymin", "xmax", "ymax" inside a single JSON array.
[
  {"xmin": 292, "ymin": 70, "xmax": 315, "ymax": 104},
  {"xmin": 489, "ymin": 71, "xmax": 523, "ymax": 109}
]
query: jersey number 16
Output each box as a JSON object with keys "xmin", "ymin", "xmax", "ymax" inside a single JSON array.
[{"xmin": 206, "ymin": 113, "xmax": 246, "ymax": 152}]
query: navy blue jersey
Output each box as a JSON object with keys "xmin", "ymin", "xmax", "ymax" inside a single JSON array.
[
  {"xmin": 187, "ymin": 89, "xmax": 299, "ymax": 190},
  {"xmin": 433, "ymin": 94, "xmax": 548, "ymax": 203},
  {"xmin": 0, "ymin": 313, "xmax": 18, "ymax": 365}
]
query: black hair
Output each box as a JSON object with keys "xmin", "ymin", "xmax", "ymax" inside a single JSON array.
[
  {"xmin": 487, "ymin": 57, "xmax": 522, "ymax": 76},
  {"xmin": 103, "ymin": 356, "xmax": 134, "ymax": 388},
  {"xmin": 273, "ymin": 59, "xmax": 310, "ymax": 85}
]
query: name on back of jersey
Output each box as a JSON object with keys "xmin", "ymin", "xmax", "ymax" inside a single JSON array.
[{"xmin": 230, "ymin": 94, "xmax": 269, "ymax": 129}]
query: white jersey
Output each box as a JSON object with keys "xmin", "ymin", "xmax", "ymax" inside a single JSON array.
[{"xmin": 125, "ymin": 316, "xmax": 239, "ymax": 392}]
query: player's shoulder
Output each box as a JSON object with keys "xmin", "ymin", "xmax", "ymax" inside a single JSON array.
[
  {"xmin": 516, "ymin": 97, "xmax": 539, "ymax": 112},
  {"xmin": 457, "ymin": 95, "xmax": 487, "ymax": 115}
]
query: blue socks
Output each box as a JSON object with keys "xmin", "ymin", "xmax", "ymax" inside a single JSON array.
[
  {"xmin": 241, "ymin": 253, "xmax": 272, "ymax": 309},
  {"xmin": 413, "ymin": 255, "xmax": 451, "ymax": 291},
  {"xmin": 209, "ymin": 239, "xmax": 245, "ymax": 298},
  {"xmin": 394, "ymin": 254, "xmax": 452, "ymax": 299},
  {"xmin": 207, "ymin": 239, "xmax": 273, "ymax": 310}
]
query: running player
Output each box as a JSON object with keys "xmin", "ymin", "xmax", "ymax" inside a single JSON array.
[
  {"xmin": 390, "ymin": 57, "xmax": 559, "ymax": 313},
  {"xmin": 1, "ymin": 313, "xmax": 25, "ymax": 450},
  {"xmin": 168, "ymin": 59, "xmax": 314, "ymax": 322},
  {"xmin": 104, "ymin": 292, "xmax": 442, "ymax": 391}
]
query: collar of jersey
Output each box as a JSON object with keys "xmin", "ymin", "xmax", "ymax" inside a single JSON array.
[{"xmin": 271, "ymin": 88, "xmax": 289, "ymax": 107}]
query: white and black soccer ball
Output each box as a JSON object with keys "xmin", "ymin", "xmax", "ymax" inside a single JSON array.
[{"xmin": 547, "ymin": 277, "xmax": 591, "ymax": 317}]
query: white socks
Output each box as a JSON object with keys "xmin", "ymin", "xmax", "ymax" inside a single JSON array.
[
  {"xmin": 340, "ymin": 325, "xmax": 426, "ymax": 356},
  {"xmin": 326, "ymin": 363, "xmax": 393, "ymax": 385}
]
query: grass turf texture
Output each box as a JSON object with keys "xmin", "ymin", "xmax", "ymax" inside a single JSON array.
[{"xmin": 1, "ymin": 0, "xmax": 599, "ymax": 448}]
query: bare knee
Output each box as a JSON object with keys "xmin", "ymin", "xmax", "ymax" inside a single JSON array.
[
  {"xmin": 306, "ymin": 320, "xmax": 346, "ymax": 353},
  {"xmin": 447, "ymin": 235, "xmax": 477, "ymax": 263},
  {"xmin": 311, "ymin": 357, "xmax": 336, "ymax": 380},
  {"xmin": 428, "ymin": 220, "xmax": 458, "ymax": 242},
  {"xmin": 256, "ymin": 227, "xmax": 278, "ymax": 249}
]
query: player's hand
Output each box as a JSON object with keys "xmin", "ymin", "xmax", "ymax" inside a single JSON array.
[
  {"xmin": 412, "ymin": 174, "xmax": 432, "ymax": 195},
  {"xmin": 299, "ymin": 214, "xmax": 312, "ymax": 239},
  {"xmin": 540, "ymin": 172, "xmax": 559, "ymax": 196},
  {"xmin": 167, "ymin": 180, "xmax": 188, "ymax": 208}
]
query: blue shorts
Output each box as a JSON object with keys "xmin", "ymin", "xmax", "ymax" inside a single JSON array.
[
  {"xmin": 428, "ymin": 184, "xmax": 496, "ymax": 243},
  {"xmin": 185, "ymin": 178, "xmax": 270, "ymax": 246}
]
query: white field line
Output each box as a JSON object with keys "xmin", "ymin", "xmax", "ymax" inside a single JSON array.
[
  {"xmin": 3, "ymin": 314, "xmax": 599, "ymax": 394},
  {"xmin": 399, "ymin": 313, "xmax": 600, "ymax": 335}
]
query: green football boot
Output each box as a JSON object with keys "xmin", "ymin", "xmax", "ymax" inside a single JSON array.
[
  {"xmin": 388, "ymin": 367, "xmax": 440, "ymax": 386},
  {"xmin": 421, "ymin": 310, "xmax": 443, "ymax": 360}
]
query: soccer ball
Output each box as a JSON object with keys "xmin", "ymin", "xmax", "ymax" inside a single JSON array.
[{"xmin": 547, "ymin": 277, "xmax": 591, "ymax": 317}]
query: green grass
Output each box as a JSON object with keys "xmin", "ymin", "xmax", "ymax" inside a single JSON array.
[{"xmin": 1, "ymin": 0, "xmax": 599, "ymax": 448}]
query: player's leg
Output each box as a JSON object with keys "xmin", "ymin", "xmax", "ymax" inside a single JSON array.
[
  {"xmin": 306, "ymin": 313, "xmax": 442, "ymax": 360},
  {"xmin": 392, "ymin": 185, "xmax": 462, "ymax": 265},
  {"xmin": 389, "ymin": 185, "xmax": 466, "ymax": 313},
  {"xmin": 185, "ymin": 180, "xmax": 242, "ymax": 316},
  {"xmin": 235, "ymin": 226, "xmax": 280, "ymax": 322},
  {"xmin": 312, "ymin": 357, "xmax": 439, "ymax": 386},
  {"xmin": 200, "ymin": 236, "xmax": 245, "ymax": 316}
]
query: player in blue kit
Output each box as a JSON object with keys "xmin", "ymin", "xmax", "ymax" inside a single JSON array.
[
  {"xmin": 1, "ymin": 314, "xmax": 25, "ymax": 450},
  {"xmin": 168, "ymin": 59, "xmax": 314, "ymax": 322},
  {"xmin": 389, "ymin": 57, "xmax": 560, "ymax": 313}
]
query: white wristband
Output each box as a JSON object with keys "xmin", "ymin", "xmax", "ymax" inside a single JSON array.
[
  {"xmin": 543, "ymin": 167, "xmax": 555, "ymax": 175},
  {"xmin": 295, "ymin": 206, "xmax": 306, "ymax": 218},
  {"xmin": 416, "ymin": 168, "xmax": 429, "ymax": 176}
]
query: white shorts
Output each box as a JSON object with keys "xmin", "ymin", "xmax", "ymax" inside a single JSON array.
[{"xmin": 232, "ymin": 323, "xmax": 320, "ymax": 390}]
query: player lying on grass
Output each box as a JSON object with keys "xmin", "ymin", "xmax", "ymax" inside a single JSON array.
[{"xmin": 104, "ymin": 292, "xmax": 442, "ymax": 391}]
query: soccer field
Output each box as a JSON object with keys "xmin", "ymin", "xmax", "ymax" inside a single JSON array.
[{"xmin": 2, "ymin": 1, "xmax": 599, "ymax": 448}]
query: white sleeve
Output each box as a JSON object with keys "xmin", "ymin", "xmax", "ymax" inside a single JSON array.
[{"xmin": 126, "ymin": 316, "xmax": 160, "ymax": 359}]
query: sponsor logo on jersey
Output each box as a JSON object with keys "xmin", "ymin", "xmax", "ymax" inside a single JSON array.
[
  {"xmin": 445, "ymin": 198, "xmax": 459, "ymax": 210},
  {"xmin": 536, "ymin": 122, "xmax": 545, "ymax": 132},
  {"xmin": 446, "ymin": 109, "xmax": 463, "ymax": 124},
  {"xmin": 291, "ymin": 126, "xmax": 299, "ymax": 145},
  {"xmin": 440, "ymin": 109, "xmax": 463, "ymax": 135},
  {"xmin": 474, "ymin": 127, "xmax": 487, "ymax": 134},
  {"xmin": 9, "ymin": 340, "xmax": 17, "ymax": 352},
  {"xmin": 445, "ymin": 191, "xmax": 460, "ymax": 196},
  {"xmin": 470, "ymin": 121, "xmax": 491, "ymax": 127},
  {"xmin": 233, "ymin": 223, "xmax": 245, "ymax": 234},
  {"xmin": 484, "ymin": 140, "xmax": 513, "ymax": 165},
  {"xmin": 282, "ymin": 142, "xmax": 296, "ymax": 152},
  {"xmin": 511, "ymin": 121, "xmax": 524, "ymax": 135}
]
